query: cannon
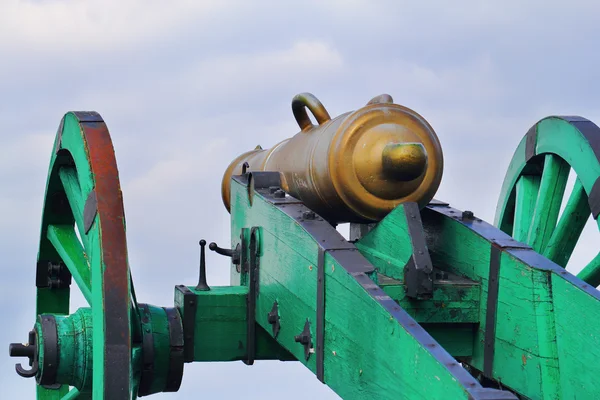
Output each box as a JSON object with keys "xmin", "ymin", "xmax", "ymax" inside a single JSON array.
[{"xmin": 7, "ymin": 93, "xmax": 600, "ymax": 399}]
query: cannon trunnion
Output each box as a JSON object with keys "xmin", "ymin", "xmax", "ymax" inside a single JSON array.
[{"xmin": 8, "ymin": 94, "xmax": 600, "ymax": 399}]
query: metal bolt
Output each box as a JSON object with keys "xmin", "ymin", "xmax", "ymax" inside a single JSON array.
[
  {"xmin": 269, "ymin": 186, "xmax": 280, "ymax": 194},
  {"xmin": 302, "ymin": 211, "xmax": 316, "ymax": 220},
  {"xmin": 273, "ymin": 189, "xmax": 285, "ymax": 198},
  {"xmin": 462, "ymin": 210, "xmax": 474, "ymax": 220},
  {"xmin": 435, "ymin": 271, "xmax": 449, "ymax": 280},
  {"xmin": 295, "ymin": 333, "xmax": 310, "ymax": 345}
]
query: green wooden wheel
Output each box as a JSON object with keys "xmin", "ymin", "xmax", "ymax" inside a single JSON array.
[
  {"xmin": 40, "ymin": 111, "xmax": 135, "ymax": 398},
  {"xmin": 9, "ymin": 112, "xmax": 185, "ymax": 399},
  {"xmin": 9, "ymin": 112, "xmax": 140, "ymax": 399},
  {"xmin": 495, "ymin": 116, "xmax": 600, "ymax": 286}
]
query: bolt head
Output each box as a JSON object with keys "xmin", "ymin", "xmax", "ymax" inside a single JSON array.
[
  {"xmin": 462, "ymin": 210, "xmax": 474, "ymax": 220},
  {"xmin": 302, "ymin": 211, "xmax": 316, "ymax": 220}
]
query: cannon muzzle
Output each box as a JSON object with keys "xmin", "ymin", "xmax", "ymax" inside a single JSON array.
[{"xmin": 221, "ymin": 93, "xmax": 443, "ymax": 223}]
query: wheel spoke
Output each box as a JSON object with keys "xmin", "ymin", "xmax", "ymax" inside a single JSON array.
[
  {"xmin": 577, "ymin": 251, "xmax": 600, "ymax": 286},
  {"xmin": 59, "ymin": 167, "xmax": 87, "ymax": 248},
  {"xmin": 512, "ymin": 175, "xmax": 540, "ymax": 242},
  {"xmin": 527, "ymin": 154, "xmax": 570, "ymax": 253},
  {"xmin": 543, "ymin": 179, "xmax": 590, "ymax": 267},
  {"xmin": 47, "ymin": 224, "xmax": 92, "ymax": 305},
  {"xmin": 61, "ymin": 388, "xmax": 80, "ymax": 400}
]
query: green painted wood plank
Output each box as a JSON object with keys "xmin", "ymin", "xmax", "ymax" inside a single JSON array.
[
  {"xmin": 37, "ymin": 386, "xmax": 69, "ymax": 399},
  {"xmin": 513, "ymin": 175, "xmax": 540, "ymax": 242},
  {"xmin": 36, "ymin": 288, "xmax": 70, "ymax": 315},
  {"xmin": 527, "ymin": 154, "xmax": 570, "ymax": 253},
  {"xmin": 577, "ymin": 251, "xmax": 600, "ymax": 288},
  {"xmin": 60, "ymin": 388, "xmax": 80, "ymax": 400},
  {"xmin": 47, "ymin": 224, "xmax": 92, "ymax": 305},
  {"xmin": 58, "ymin": 167, "xmax": 87, "ymax": 248},
  {"xmin": 229, "ymin": 179, "xmax": 504, "ymax": 400},
  {"xmin": 354, "ymin": 205, "xmax": 414, "ymax": 280},
  {"xmin": 492, "ymin": 253, "xmax": 547, "ymax": 395},
  {"xmin": 423, "ymin": 206, "xmax": 549, "ymax": 397},
  {"xmin": 174, "ymin": 286, "xmax": 293, "ymax": 362},
  {"xmin": 552, "ymin": 274, "xmax": 600, "ymax": 399},
  {"xmin": 531, "ymin": 267, "xmax": 559, "ymax": 399},
  {"xmin": 252, "ymin": 237, "xmax": 476, "ymax": 399},
  {"xmin": 543, "ymin": 178, "xmax": 590, "ymax": 267},
  {"xmin": 422, "ymin": 324, "xmax": 474, "ymax": 358},
  {"xmin": 380, "ymin": 276, "xmax": 480, "ymax": 324}
]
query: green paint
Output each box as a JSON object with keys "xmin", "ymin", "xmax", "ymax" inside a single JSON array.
[
  {"xmin": 552, "ymin": 275, "xmax": 600, "ymax": 399},
  {"xmin": 354, "ymin": 205, "xmax": 414, "ymax": 280},
  {"xmin": 423, "ymin": 203, "xmax": 600, "ymax": 399},
  {"xmin": 526, "ymin": 154, "xmax": 569, "ymax": 253},
  {"xmin": 58, "ymin": 167, "xmax": 88, "ymax": 248},
  {"xmin": 174, "ymin": 286, "xmax": 293, "ymax": 362},
  {"xmin": 61, "ymin": 388, "xmax": 81, "ymax": 400},
  {"xmin": 380, "ymin": 275, "xmax": 480, "ymax": 324},
  {"xmin": 228, "ymin": 178, "xmax": 498, "ymax": 400},
  {"xmin": 423, "ymin": 324, "xmax": 474, "ymax": 358},
  {"xmin": 423, "ymin": 207, "xmax": 545, "ymax": 396},
  {"xmin": 137, "ymin": 304, "xmax": 174, "ymax": 395},
  {"xmin": 34, "ymin": 309, "xmax": 93, "ymax": 398},
  {"xmin": 543, "ymin": 178, "xmax": 589, "ymax": 267},
  {"xmin": 33, "ymin": 113, "xmax": 136, "ymax": 398},
  {"xmin": 578, "ymin": 251, "xmax": 600, "ymax": 284},
  {"xmin": 513, "ymin": 175, "xmax": 540, "ymax": 242},
  {"xmin": 54, "ymin": 308, "xmax": 94, "ymax": 392},
  {"xmin": 47, "ymin": 224, "xmax": 92, "ymax": 305},
  {"xmin": 495, "ymin": 116, "xmax": 600, "ymax": 285}
]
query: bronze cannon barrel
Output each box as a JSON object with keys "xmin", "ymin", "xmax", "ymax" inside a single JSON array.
[{"xmin": 221, "ymin": 93, "xmax": 444, "ymax": 223}]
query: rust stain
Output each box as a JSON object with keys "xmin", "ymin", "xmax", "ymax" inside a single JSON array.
[
  {"xmin": 80, "ymin": 117, "xmax": 131, "ymax": 398},
  {"xmin": 522, "ymin": 354, "xmax": 527, "ymax": 366}
]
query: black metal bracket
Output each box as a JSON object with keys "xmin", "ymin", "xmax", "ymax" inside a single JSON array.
[
  {"xmin": 9, "ymin": 329, "xmax": 39, "ymax": 379},
  {"xmin": 589, "ymin": 177, "xmax": 600, "ymax": 219},
  {"xmin": 47, "ymin": 262, "xmax": 71, "ymax": 289},
  {"xmin": 316, "ymin": 247, "xmax": 325, "ymax": 382},
  {"xmin": 39, "ymin": 315, "xmax": 58, "ymax": 387},
  {"xmin": 294, "ymin": 319, "xmax": 313, "ymax": 361},
  {"xmin": 137, "ymin": 305, "xmax": 184, "ymax": 396},
  {"xmin": 267, "ymin": 301, "xmax": 280, "ymax": 338},
  {"xmin": 137, "ymin": 304, "xmax": 155, "ymax": 396},
  {"xmin": 209, "ymin": 242, "xmax": 241, "ymax": 265},
  {"xmin": 83, "ymin": 190, "xmax": 98, "ymax": 234},
  {"xmin": 164, "ymin": 307, "xmax": 185, "ymax": 392},
  {"xmin": 402, "ymin": 202, "xmax": 434, "ymax": 300},
  {"xmin": 195, "ymin": 240, "xmax": 210, "ymax": 291},
  {"xmin": 244, "ymin": 226, "xmax": 261, "ymax": 366},
  {"xmin": 175, "ymin": 285, "xmax": 197, "ymax": 363},
  {"xmin": 36, "ymin": 261, "xmax": 72, "ymax": 290},
  {"xmin": 483, "ymin": 246, "xmax": 501, "ymax": 378},
  {"xmin": 483, "ymin": 239, "xmax": 531, "ymax": 379}
]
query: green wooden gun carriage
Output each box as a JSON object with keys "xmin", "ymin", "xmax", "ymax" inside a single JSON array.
[{"xmin": 8, "ymin": 92, "xmax": 600, "ymax": 399}]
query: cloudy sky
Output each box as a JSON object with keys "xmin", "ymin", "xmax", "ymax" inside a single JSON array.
[{"xmin": 1, "ymin": 0, "xmax": 600, "ymax": 398}]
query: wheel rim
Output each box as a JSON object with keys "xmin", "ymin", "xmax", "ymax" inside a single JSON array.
[
  {"xmin": 495, "ymin": 115, "xmax": 600, "ymax": 286},
  {"xmin": 35, "ymin": 111, "xmax": 135, "ymax": 398}
]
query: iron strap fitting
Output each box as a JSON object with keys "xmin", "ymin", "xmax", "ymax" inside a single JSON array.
[{"xmin": 483, "ymin": 239, "xmax": 530, "ymax": 378}]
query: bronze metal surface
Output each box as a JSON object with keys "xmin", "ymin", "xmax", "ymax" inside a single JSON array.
[{"xmin": 221, "ymin": 93, "xmax": 443, "ymax": 222}]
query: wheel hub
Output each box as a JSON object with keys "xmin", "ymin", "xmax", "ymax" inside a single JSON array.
[{"xmin": 9, "ymin": 309, "xmax": 93, "ymax": 391}]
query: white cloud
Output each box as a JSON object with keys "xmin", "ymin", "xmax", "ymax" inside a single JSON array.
[{"xmin": 0, "ymin": 0, "xmax": 229, "ymax": 51}]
